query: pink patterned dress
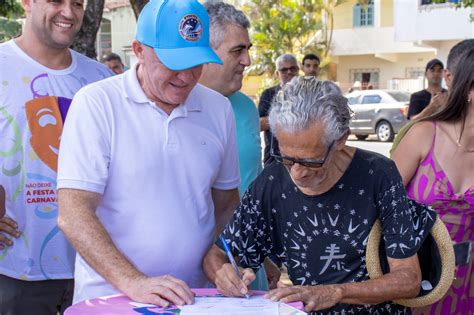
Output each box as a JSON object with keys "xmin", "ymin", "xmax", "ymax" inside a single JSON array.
[{"xmin": 406, "ymin": 122, "xmax": 474, "ymax": 315}]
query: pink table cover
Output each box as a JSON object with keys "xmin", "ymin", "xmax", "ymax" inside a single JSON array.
[{"xmin": 65, "ymin": 288, "xmax": 305, "ymax": 314}]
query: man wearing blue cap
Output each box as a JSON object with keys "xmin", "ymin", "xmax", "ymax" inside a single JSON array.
[{"xmin": 56, "ymin": 0, "xmax": 241, "ymax": 306}]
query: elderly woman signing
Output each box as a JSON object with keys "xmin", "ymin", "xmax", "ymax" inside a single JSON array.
[{"xmin": 203, "ymin": 77, "xmax": 434, "ymax": 314}]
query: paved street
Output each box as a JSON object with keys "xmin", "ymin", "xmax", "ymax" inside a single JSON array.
[
  {"xmin": 347, "ymin": 135, "xmax": 392, "ymax": 157},
  {"xmin": 260, "ymin": 134, "xmax": 392, "ymax": 159}
]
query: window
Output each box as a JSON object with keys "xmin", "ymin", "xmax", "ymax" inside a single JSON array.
[
  {"xmin": 348, "ymin": 96, "xmax": 361, "ymax": 105},
  {"xmin": 406, "ymin": 67, "xmax": 425, "ymax": 79},
  {"xmin": 362, "ymin": 95, "xmax": 382, "ymax": 104},
  {"xmin": 97, "ymin": 18, "xmax": 112, "ymax": 59},
  {"xmin": 386, "ymin": 92, "xmax": 411, "ymax": 102},
  {"xmin": 353, "ymin": 0, "xmax": 374, "ymax": 27},
  {"xmin": 350, "ymin": 68, "xmax": 380, "ymax": 89}
]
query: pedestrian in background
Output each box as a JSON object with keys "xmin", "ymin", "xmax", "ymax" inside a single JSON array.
[
  {"xmin": 102, "ymin": 52, "xmax": 125, "ymax": 75},
  {"xmin": 302, "ymin": 53, "xmax": 320, "ymax": 78},
  {"xmin": 259, "ymin": 54, "xmax": 299, "ymax": 167},
  {"xmin": 391, "ymin": 39, "xmax": 474, "ymax": 154},
  {"xmin": 408, "ymin": 59, "xmax": 447, "ymax": 120}
]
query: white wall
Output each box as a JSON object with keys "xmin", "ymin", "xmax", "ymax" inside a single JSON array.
[
  {"xmin": 335, "ymin": 52, "xmax": 436, "ymax": 91},
  {"xmin": 103, "ymin": 6, "xmax": 136, "ymax": 67},
  {"xmin": 331, "ymin": 27, "xmax": 435, "ymax": 56},
  {"xmin": 421, "ymin": 39, "xmax": 461, "ymax": 66},
  {"xmin": 394, "ymin": 0, "xmax": 474, "ymax": 42}
]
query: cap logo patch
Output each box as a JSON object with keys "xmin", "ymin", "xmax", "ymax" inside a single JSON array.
[{"xmin": 179, "ymin": 14, "xmax": 202, "ymax": 42}]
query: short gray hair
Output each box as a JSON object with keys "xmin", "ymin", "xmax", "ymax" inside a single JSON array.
[
  {"xmin": 275, "ymin": 54, "xmax": 298, "ymax": 69},
  {"xmin": 268, "ymin": 76, "xmax": 352, "ymax": 145},
  {"xmin": 204, "ymin": 2, "xmax": 250, "ymax": 49}
]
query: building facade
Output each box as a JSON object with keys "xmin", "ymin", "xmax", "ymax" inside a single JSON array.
[
  {"xmin": 96, "ymin": 0, "xmax": 473, "ymax": 94},
  {"xmin": 97, "ymin": 0, "xmax": 136, "ymax": 66},
  {"xmin": 330, "ymin": 0, "xmax": 473, "ymax": 93}
]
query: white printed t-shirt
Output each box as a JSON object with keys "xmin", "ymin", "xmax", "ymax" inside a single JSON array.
[
  {"xmin": 0, "ymin": 40, "xmax": 112, "ymax": 281},
  {"xmin": 57, "ymin": 65, "xmax": 240, "ymax": 303}
]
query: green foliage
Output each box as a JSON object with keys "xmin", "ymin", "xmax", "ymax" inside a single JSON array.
[
  {"xmin": 0, "ymin": 0, "xmax": 24, "ymax": 18},
  {"xmin": 0, "ymin": 17, "xmax": 21, "ymax": 43},
  {"xmin": 242, "ymin": 0, "xmax": 344, "ymax": 77},
  {"xmin": 242, "ymin": 0, "xmax": 326, "ymax": 75},
  {"xmin": 432, "ymin": 0, "xmax": 473, "ymax": 6},
  {"xmin": 431, "ymin": 0, "xmax": 474, "ymax": 21}
]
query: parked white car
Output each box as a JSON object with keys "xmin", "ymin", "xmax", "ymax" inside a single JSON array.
[{"xmin": 346, "ymin": 90, "xmax": 410, "ymax": 142}]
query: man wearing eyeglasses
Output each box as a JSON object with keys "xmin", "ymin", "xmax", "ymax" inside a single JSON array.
[
  {"xmin": 204, "ymin": 76, "xmax": 434, "ymax": 314},
  {"xmin": 259, "ymin": 54, "xmax": 299, "ymax": 167}
]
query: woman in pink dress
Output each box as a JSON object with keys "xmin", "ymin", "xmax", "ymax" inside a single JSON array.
[{"xmin": 392, "ymin": 48, "xmax": 474, "ymax": 314}]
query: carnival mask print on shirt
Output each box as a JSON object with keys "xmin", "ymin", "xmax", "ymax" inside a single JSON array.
[{"xmin": 25, "ymin": 96, "xmax": 71, "ymax": 172}]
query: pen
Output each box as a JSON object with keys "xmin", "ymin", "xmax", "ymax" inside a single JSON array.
[{"xmin": 219, "ymin": 236, "xmax": 250, "ymax": 298}]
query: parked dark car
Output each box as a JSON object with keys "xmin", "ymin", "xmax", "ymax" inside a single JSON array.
[{"xmin": 347, "ymin": 90, "xmax": 410, "ymax": 142}]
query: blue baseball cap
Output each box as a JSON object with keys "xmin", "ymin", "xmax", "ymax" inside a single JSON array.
[{"xmin": 135, "ymin": 0, "xmax": 222, "ymax": 71}]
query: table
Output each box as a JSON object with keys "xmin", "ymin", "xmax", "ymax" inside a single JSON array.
[{"xmin": 65, "ymin": 288, "xmax": 305, "ymax": 314}]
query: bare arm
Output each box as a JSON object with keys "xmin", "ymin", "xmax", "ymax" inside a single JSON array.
[
  {"xmin": 212, "ymin": 188, "xmax": 240, "ymax": 237},
  {"xmin": 266, "ymin": 254, "xmax": 421, "ymax": 312},
  {"xmin": 58, "ymin": 188, "xmax": 194, "ymax": 307},
  {"xmin": 203, "ymin": 243, "xmax": 281, "ymax": 293},
  {"xmin": 0, "ymin": 185, "xmax": 20, "ymax": 247},
  {"xmin": 0, "ymin": 185, "xmax": 5, "ymax": 218},
  {"xmin": 337, "ymin": 255, "xmax": 420, "ymax": 304},
  {"xmin": 57, "ymin": 188, "xmax": 140, "ymax": 292},
  {"xmin": 264, "ymin": 257, "xmax": 282, "ymax": 289},
  {"xmin": 260, "ymin": 117, "xmax": 269, "ymax": 131},
  {"xmin": 411, "ymin": 91, "xmax": 447, "ymax": 121},
  {"xmin": 203, "ymin": 244, "xmax": 230, "ymax": 284},
  {"xmin": 391, "ymin": 121, "xmax": 433, "ymax": 186},
  {"xmin": 203, "ymin": 244, "xmax": 256, "ymax": 297}
]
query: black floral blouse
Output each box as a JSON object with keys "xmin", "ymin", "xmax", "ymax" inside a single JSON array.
[{"xmin": 221, "ymin": 149, "xmax": 436, "ymax": 314}]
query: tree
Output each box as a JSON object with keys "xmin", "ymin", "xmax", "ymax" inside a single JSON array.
[
  {"xmin": 432, "ymin": 0, "xmax": 474, "ymax": 21},
  {"xmin": 242, "ymin": 0, "xmax": 343, "ymax": 76},
  {"xmin": 74, "ymin": 0, "xmax": 148, "ymax": 59},
  {"xmin": 0, "ymin": 0, "xmax": 23, "ymax": 43},
  {"xmin": 72, "ymin": 0, "xmax": 150, "ymax": 59},
  {"xmin": 129, "ymin": 0, "xmax": 148, "ymax": 19},
  {"xmin": 0, "ymin": 17, "xmax": 21, "ymax": 42},
  {"xmin": 0, "ymin": 0, "xmax": 23, "ymax": 18},
  {"xmin": 432, "ymin": 0, "xmax": 474, "ymax": 6},
  {"xmin": 71, "ymin": 0, "xmax": 105, "ymax": 59},
  {"xmin": 321, "ymin": 0, "xmax": 345, "ymax": 62}
]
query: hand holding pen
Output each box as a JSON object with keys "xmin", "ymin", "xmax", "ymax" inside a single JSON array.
[{"xmin": 217, "ymin": 236, "xmax": 256, "ymax": 298}]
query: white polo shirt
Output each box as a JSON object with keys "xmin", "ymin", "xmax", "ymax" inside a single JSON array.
[{"xmin": 57, "ymin": 65, "xmax": 240, "ymax": 303}]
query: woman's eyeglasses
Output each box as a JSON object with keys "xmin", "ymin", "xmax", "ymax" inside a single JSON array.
[{"xmin": 271, "ymin": 140, "xmax": 335, "ymax": 169}]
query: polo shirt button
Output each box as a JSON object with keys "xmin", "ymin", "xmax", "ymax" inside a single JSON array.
[{"xmin": 201, "ymin": 141, "xmax": 206, "ymax": 145}]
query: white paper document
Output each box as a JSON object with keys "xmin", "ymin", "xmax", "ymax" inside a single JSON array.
[
  {"xmin": 129, "ymin": 302, "xmax": 157, "ymax": 308},
  {"xmin": 179, "ymin": 295, "xmax": 279, "ymax": 315}
]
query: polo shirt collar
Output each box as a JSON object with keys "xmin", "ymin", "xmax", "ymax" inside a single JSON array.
[
  {"xmin": 122, "ymin": 64, "xmax": 203, "ymax": 113},
  {"xmin": 122, "ymin": 64, "xmax": 149, "ymax": 104},
  {"xmin": 182, "ymin": 84, "xmax": 203, "ymax": 112}
]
